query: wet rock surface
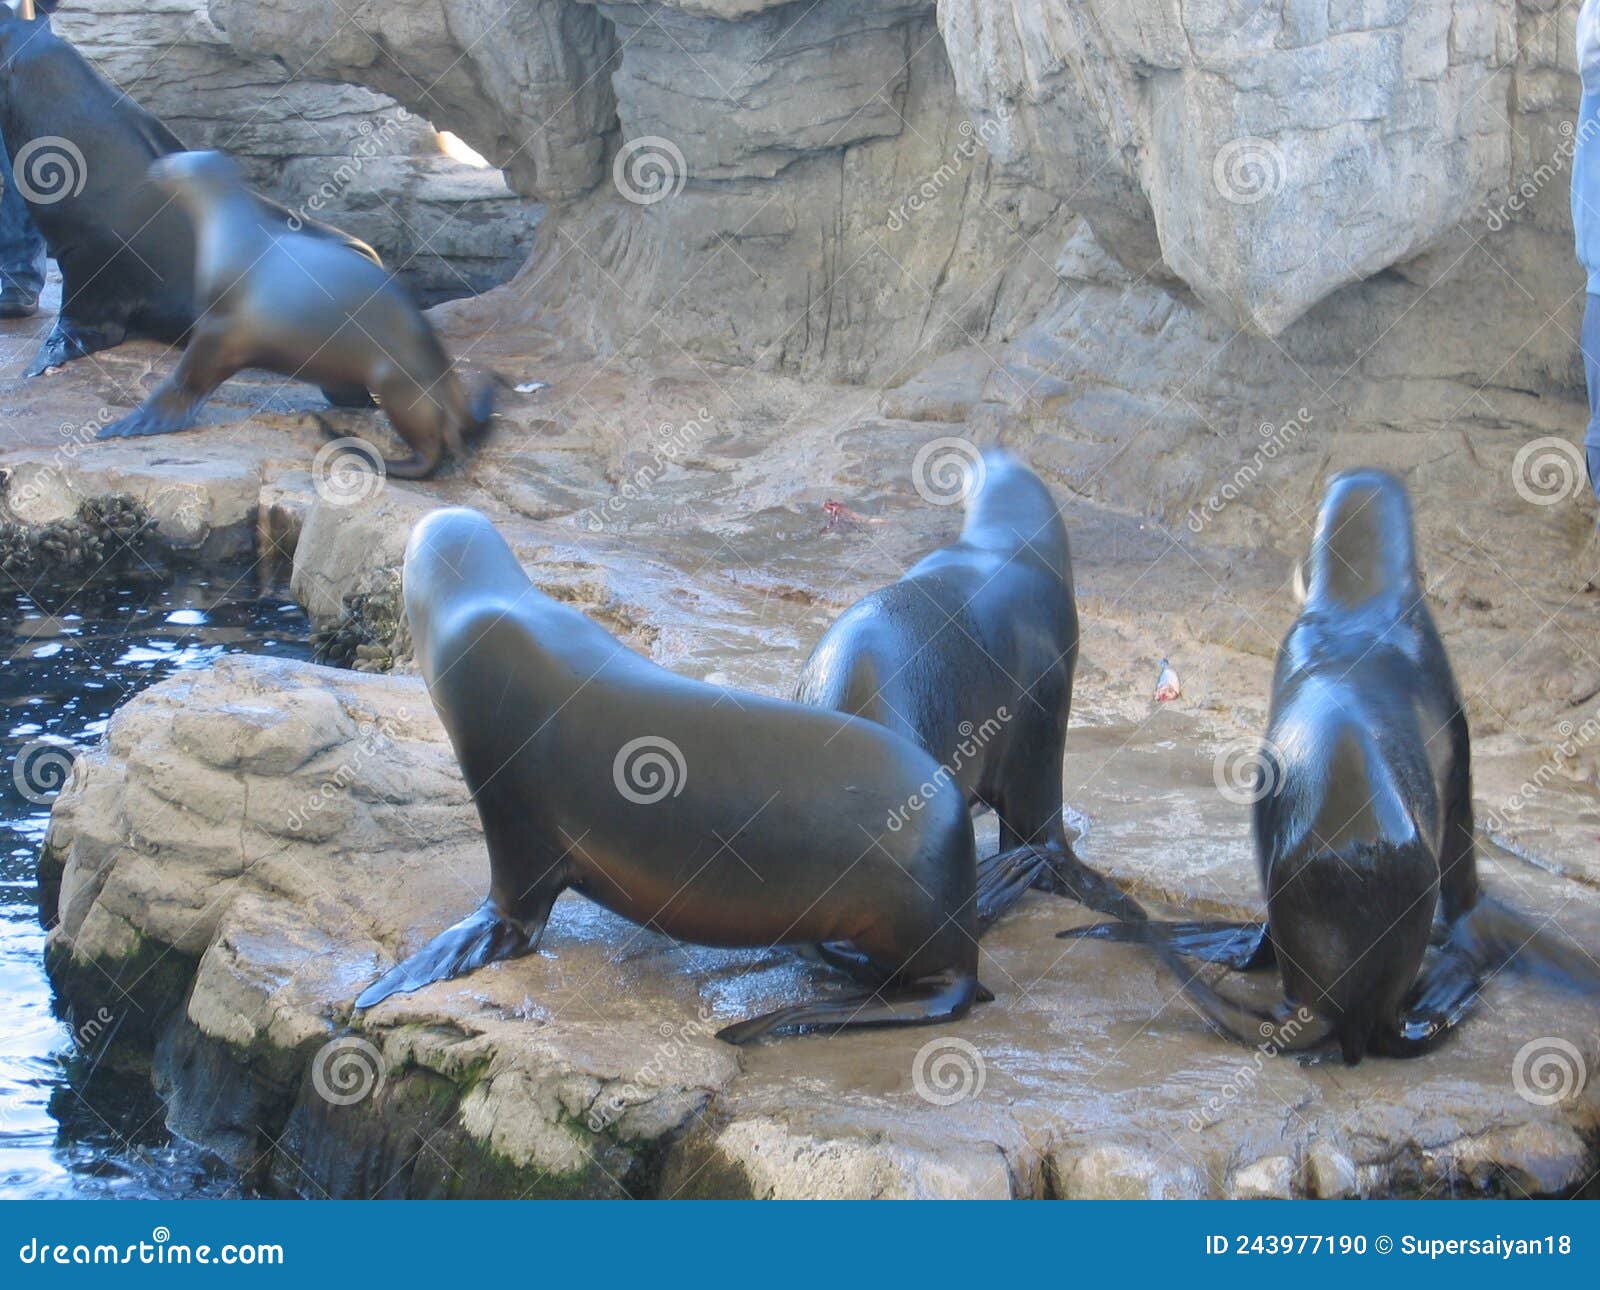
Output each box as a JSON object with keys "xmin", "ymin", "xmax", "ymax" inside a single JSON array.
[{"xmin": 4, "ymin": 311, "xmax": 1594, "ymax": 1197}]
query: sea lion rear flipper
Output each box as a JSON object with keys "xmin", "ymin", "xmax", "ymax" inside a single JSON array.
[
  {"xmin": 355, "ymin": 901, "xmax": 547, "ymax": 1010},
  {"xmin": 26, "ymin": 317, "xmax": 128, "ymax": 376},
  {"xmin": 715, "ymin": 972, "xmax": 979, "ymax": 1045},
  {"xmin": 1058, "ymin": 919, "xmax": 1275, "ymax": 971},
  {"xmin": 974, "ymin": 843, "xmax": 1049, "ymax": 931}
]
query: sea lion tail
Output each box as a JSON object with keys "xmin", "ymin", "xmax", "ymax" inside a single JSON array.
[{"xmin": 354, "ymin": 901, "xmax": 543, "ymax": 1009}]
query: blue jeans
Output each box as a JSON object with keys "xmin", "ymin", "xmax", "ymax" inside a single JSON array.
[
  {"xmin": 1584, "ymin": 294, "xmax": 1600, "ymax": 502},
  {"xmin": 0, "ymin": 124, "xmax": 47, "ymax": 296}
]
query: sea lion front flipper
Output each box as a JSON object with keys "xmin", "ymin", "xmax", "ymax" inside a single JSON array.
[
  {"xmin": 99, "ymin": 319, "xmax": 239, "ymax": 439},
  {"xmin": 715, "ymin": 972, "xmax": 979, "ymax": 1045},
  {"xmin": 1058, "ymin": 919, "xmax": 1275, "ymax": 971},
  {"xmin": 814, "ymin": 940, "xmax": 889, "ymax": 983},
  {"xmin": 355, "ymin": 900, "xmax": 547, "ymax": 1010},
  {"xmin": 99, "ymin": 379, "xmax": 208, "ymax": 438},
  {"xmin": 26, "ymin": 316, "xmax": 128, "ymax": 376},
  {"xmin": 1370, "ymin": 945, "xmax": 1483, "ymax": 1057}
]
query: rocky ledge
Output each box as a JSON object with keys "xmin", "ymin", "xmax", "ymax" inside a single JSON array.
[
  {"xmin": 40, "ymin": 640, "xmax": 1600, "ymax": 1199},
  {"xmin": 35, "ymin": 478, "xmax": 1600, "ymax": 1198},
  {"xmin": 2, "ymin": 279, "xmax": 1597, "ymax": 1195}
]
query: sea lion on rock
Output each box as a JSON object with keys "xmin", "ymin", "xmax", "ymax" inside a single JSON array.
[
  {"xmin": 797, "ymin": 448, "xmax": 1141, "ymax": 922},
  {"xmin": 0, "ymin": 11, "xmax": 379, "ymax": 387},
  {"xmin": 97, "ymin": 152, "xmax": 491, "ymax": 479},
  {"xmin": 356, "ymin": 507, "xmax": 1029, "ymax": 1042},
  {"xmin": 1067, "ymin": 470, "xmax": 1597, "ymax": 1063}
]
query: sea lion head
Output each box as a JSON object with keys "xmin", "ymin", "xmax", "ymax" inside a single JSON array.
[
  {"xmin": 145, "ymin": 150, "xmax": 244, "ymax": 207},
  {"xmin": 1303, "ymin": 469, "xmax": 1419, "ymax": 611},
  {"xmin": 402, "ymin": 507, "xmax": 530, "ymax": 660}
]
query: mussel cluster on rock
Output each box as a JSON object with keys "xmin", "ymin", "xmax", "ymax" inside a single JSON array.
[
  {"xmin": 311, "ymin": 576, "xmax": 411, "ymax": 673},
  {"xmin": 0, "ymin": 494, "xmax": 158, "ymax": 584}
]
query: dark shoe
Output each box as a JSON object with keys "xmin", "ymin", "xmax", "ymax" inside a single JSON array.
[{"xmin": 0, "ymin": 285, "xmax": 39, "ymax": 319}]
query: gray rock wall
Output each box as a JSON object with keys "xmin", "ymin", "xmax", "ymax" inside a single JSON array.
[
  {"xmin": 191, "ymin": 0, "xmax": 1589, "ymax": 404},
  {"xmin": 52, "ymin": 0, "xmax": 542, "ymax": 303}
]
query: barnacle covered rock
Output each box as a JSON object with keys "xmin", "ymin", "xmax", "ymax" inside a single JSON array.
[
  {"xmin": 78, "ymin": 494, "xmax": 156, "ymax": 551},
  {"xmin": 0, "ymin": 522, "xmax": 35, "ymax": 575},
  {"xmin": 311, "ymin": 575, "xmax": 409, "ymax": 673}
]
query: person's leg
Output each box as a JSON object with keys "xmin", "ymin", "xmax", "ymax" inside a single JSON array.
[{"xmin": 0, "ymin": 125, "xmax": 48, "ymax": 318}]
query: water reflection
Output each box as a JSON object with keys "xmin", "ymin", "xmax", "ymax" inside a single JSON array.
[{"xmin": 0, "ymin": 560, "xmax": 310, "ymax": 1198}]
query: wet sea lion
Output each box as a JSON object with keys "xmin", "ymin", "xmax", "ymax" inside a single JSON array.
[
  {"xmin": 797, "ymin": 448, "xmax": 1141, "ymax": 921},
  {"xmin": 97, "ymin": 152, "xmax": 491, "ymax": 479},
  {"xmin": 355, "ymin": 507, "xmax": 1009, "ymax": 1042},
  {"xmin": 0, "ymin": 11, "xmax": 377, "ymax": 390},
  {"xmin": 1067, "ymin": 470, "xmax": 1596, "ymax": 1063}
]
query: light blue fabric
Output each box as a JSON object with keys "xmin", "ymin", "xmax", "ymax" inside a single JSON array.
[
  {"xmin": 1583, "ymin": 296, "xmax": 1600, "ymax": 497},
  {"xmin": 1575, "ymin": 1, "xmax": 1600, "ymax": 293}
]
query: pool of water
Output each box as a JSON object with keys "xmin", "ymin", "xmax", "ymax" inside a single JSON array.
[{"xmin": 0, "ymin": 559, "xmax": 311, "ymax": 1199}]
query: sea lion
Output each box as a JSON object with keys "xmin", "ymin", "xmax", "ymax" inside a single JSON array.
[
  {"xmin": 1066, "ymin": 470, "xmax": 1596, "ymax": 1063},
  {"xmin": 0, "ymin": 11, "xmax": 377, "ymax": 394},
  {"xmin": 96, "ymin": 152, "xmax": 491, "ymax": 480},
  {"xmin": 355, "ymin": 507, "xmax": 1013, "ymax": 1042},
  {"xmin": 797, "ymin": 448, "xmax": 1142, "ymax": 922}
]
